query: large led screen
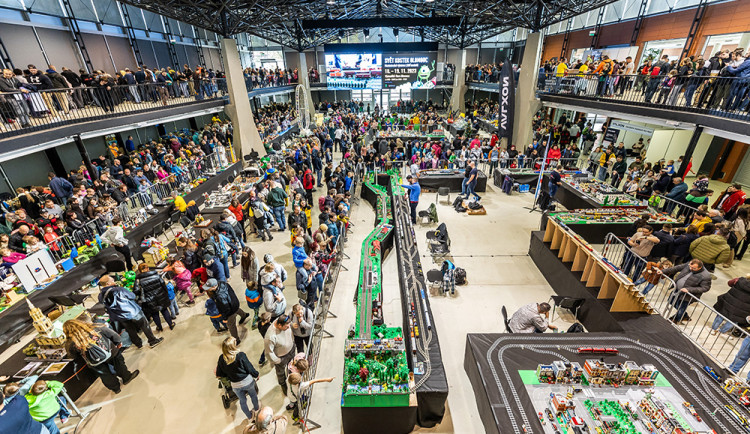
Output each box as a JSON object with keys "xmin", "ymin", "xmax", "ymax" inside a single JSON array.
[
  {"xmin": 382, "ymin": 52, "xmax": 437, "ymax": 90},
  {"xmin": 324, "ymin": 53, "xmax": 382, "ymax": 89}
]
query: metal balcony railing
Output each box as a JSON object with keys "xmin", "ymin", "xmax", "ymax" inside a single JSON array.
[
  {"xmin": 0, "ymin": 79, "xmax": 229, "ymax": 139},
  {"xmin": 539, "ymin": 72, "xmax": 750, "ymax": 121}
]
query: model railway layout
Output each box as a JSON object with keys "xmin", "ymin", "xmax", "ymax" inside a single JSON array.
[
  {"xmin": 466, "ymin": 334, "xmax": 750, "ymax": 434},
  {"xmin": 342, "ymin": 170, "xmax": 448, "ymax": 425}
]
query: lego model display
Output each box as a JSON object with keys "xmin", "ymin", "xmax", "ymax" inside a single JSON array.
[
  {"xmin": 342, "ymin": 171, "xmax": 411, "ymax": 408},
  {"xmin": 22, "ymin": 299, "xmax": 86, "ymax": 361},
  {"xmin": 471, "ymin": 334, "xmax": 750, "ymax": 434},
  {"xmin": 549, "ymin": 209, "xmax": 680, "ymax": 225},
  {"xmin": 563, "ymin": 178, "xmax": 646, "ymax": 208}
]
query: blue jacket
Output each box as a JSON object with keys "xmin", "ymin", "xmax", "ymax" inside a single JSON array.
[
  {"xmin": 729, "ymin": 58, "xmax": 750, "ymax": 79},
  {"xmin": 49, "ymin": 176, "xmax": 73, "ymax": 200},
  {"xmin": 99, "ymin": 285, "xmax": 142, "ymax": 321},
  {"xmin": 206, "ymin": 259, "xmax": 226, "ymax": 282},
  {"xmin": 401, "ymin": 182, "xmax": 421, "ymax": 202},
  {"xmin": 205, "ymin": 298, "xmax": 220, "ymax": 317},
  {"xmin": 666, "ymin": 181, "xmax": 688, "ymax": 199},
  {"xmin": 292, "ymin": 246, "xmax": 308, "ymax": 268}
]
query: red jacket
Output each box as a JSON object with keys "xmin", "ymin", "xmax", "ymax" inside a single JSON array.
[
  {"xmin": 547, "ymin": 148, "xmax": 562, "ymax": 163},
  {"xmin": 303, "ymin": 169, "xmax": 314, "ymax": 190},
  {"xmin": 713, "ymin": 190, "xmax": 746, "ymax": 215}
]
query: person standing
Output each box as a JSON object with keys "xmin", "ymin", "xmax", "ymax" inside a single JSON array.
[
  {"xmin": 47, "ymin": 172, "xmax": 73, "ymax": 207},
  {"xmin": 689, "ymin": 227, "xmax": 732, "ymax": 271},
  {"xmin": 622, "ymin": 225, "xmax": 660, "ymax": 279},
  {"xmin": 62, "ymin": 319, "xmax": 140, "ymax": 394},
  {"xmin": 555, "ymin": 58, "xmax": 568, "ymax": 93},
  {"xmin": 0, "ymin": 387, "xmax": 49, "ymax": 434},
  {"xmin": 266, "ymin": 180, "xmax": 288, "ymax": 231},
  {"xmin": 98, "ymin": 275, "xmax": 163, "ymax": 349},
  {"xmin": 663, "ymin": 259, "xmax": 712, "ymax": 323},
  {"xmin": 548, "ymin": 166, "xmax": 563, "ymax": 198},
  {"xmin": 466, "ymin": 160, "xmax": 481, "ymax": 202},
  {"xmin": 291, "ymin": 303, "xmax": 314, "ymax": 353},
  {"xmin": 264, "ymin": 315, "xmax": 296, "ymax": 395},
  {"xmin": 215, "ymin": 337, "xmax": 260, "ymax": 421},
  {"xmin": 400, "ymin": 175, "xmax": 421, "ymax": 224},
  {"xmin": 100, "ymin": 217, "xmax": 134, "ymax": 271},
  {"xmin": 203, "ymin": 278, "xmax": 249, "ymax": 344},
  {"xmin": 134, "ymin": 263, "xmax": 175, "ymax": 332}
]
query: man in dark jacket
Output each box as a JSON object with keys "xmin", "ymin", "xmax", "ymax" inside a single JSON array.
[
  {"xmin": 45, "ymin": 66, "xmax": 71, "ymax": 114},
  {"xmin": 663, "ymin": 259, "xmax": 712, "ymax": 323},
  {"xmin": 0, "ymin": 68, "xmax": 31, "ymax": 127},
  {"xmin": 134, "ymin": 263, "xmax": 174, "ymax": 331},
  {"xmin": 203, "ymin": 278, "xmax": 249, "ymax": 343},
  {"xmin": 712, "ymin": 276, "xmax": 750, "ymax": 334},
  {"xmin": 99, "ymin": 275, "xmax": 163, "ymax": 348},
  {"xmin": 48, "ymin": 172, "xmax": 73, "ymax": 206},
  {"xmin": 649, "ymin": 224, "xmax": 674, "ymax": 260}
]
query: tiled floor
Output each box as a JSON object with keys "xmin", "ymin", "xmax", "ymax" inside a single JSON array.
[{"xmin": 12, "ymin": 168, "xmax": 748, "ymax": 434}]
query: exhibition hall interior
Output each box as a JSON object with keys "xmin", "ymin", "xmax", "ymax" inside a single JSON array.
[{"xmin": 2, "ymin": 0, "xmax": 750, "ymax": 432}]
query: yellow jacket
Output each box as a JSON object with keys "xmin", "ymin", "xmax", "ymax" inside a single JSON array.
[{"xmin": 173, "ymin": 195, "xmax": 187, "ymax": 212}]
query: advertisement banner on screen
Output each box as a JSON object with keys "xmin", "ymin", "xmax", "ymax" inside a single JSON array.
[
  {"xmin": 324, "ymin": 53, "xmax": 382, "ymax": 89},
  {"xmin": 383, "ymin": 52, "xmax": 437, "ymax": 90}
]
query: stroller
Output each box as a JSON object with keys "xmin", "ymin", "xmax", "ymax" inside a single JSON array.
[{"xmin": 218, "ymin": 377, "xmax": 239, "ymax": 409}]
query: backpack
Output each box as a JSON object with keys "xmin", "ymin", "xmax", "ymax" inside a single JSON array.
[
  {"xmin": 468, "ymin": 202, "xmax": 482, "ymax": 210},
  {"xmin": 318, "ymin": 196, "xmax": 326, "ymax": 211},
  {"xmin": 567, "ymin": 323, "xmax": 584, "ymax": 333},
  {"xmin": 455, "ymin": 268, "xmax": 467, "ymax": 285},
  {"xmin": 455, "ymin": 205, "xmax": 467, "ymax": 213},
  {"xmin": 452, "ymin": 196, "xmax": 463, "ymax": 208},
  {"xmin": 83, "ymin": 334, "xmax": 113, "ymax": 366}
]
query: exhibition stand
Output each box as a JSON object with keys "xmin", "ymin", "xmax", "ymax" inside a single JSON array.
[
  {"xmin": 539, "ymin": 210, "xmax": 674, "ymax": 243},
  {"xmin": 463, "ymin": 332, "xmax": 740, "ymax": 434},
  {"xmin": 417, "ymin": 169, "xmax": 487, "ymax": 193}
]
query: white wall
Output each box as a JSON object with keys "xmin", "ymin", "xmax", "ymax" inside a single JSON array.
[{"xmin": 645, "ymin": 128, "xmax": 713, "ymax": 170}]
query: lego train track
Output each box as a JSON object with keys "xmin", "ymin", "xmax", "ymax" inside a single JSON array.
[{"xmin": 484, "ymin": 336, "xmax": 749, "ymax": 434}]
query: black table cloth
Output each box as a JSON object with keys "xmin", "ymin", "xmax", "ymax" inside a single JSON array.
[{"xmin": 418, "ymin": 170, "xmax": 487, "ymax": 193}]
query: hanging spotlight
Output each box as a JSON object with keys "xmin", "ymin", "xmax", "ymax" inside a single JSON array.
[
  {"xmin": 327, "ymin": 0, "xmax": 335, "ymax": 4},
  {"xmin": 393, "ymin": 28, "xmax": 399, "ymax": 37},
  {"xmin": 426, "ymin": 0, "xmax": 434, "ymax": 2},
  {"xmin": 363, "ymin": 28, "xmax": 369, "ymax": 37}
]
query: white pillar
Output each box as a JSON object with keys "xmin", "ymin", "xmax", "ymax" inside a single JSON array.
[
  {"xmin": 450, "ymin": 49, "xmax": 467, "ymax": 115},
  {"xmin": 513, "ymin": 31, "xmax": 543, "ymax": 149},
  {"xmin": 220, "ymin": 38, "xmax": 265, "ymax": 158},
  {"xmin": 297, "ymin": 51, "xmax": 316, "ymax": 125}
]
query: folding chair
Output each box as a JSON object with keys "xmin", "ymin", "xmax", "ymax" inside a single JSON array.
[
  {"xmin": 418, "ymin": 203, "xmax": 438, "ymax": 225},
  {"xmin": 548, "ymin": 296, "xmax": 585, "ymax": 323},
  {"xmin": 501, "ymin": 306, "xmax": 512, "ymax": 333},
  {"xmin": 168, "ymin": 211, "xmax": 182, "ymax": 237},
  {"xmin": 436, "ymin": 186, "xmax": 450, "ymax": 204},
  {"xmin": 425, "ymin": 269, "xmax": 443, "ymax": 294}
]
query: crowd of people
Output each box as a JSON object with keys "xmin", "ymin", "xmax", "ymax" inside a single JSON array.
[
  {"xmin": 242, "ymin": 67, "xmax": 298, "ymax": 89},
  {"xmin": 544, "ymin": 49, "xmax": 750, "ymax": 111},
  {"xmin": 0, "ymin": 64, "xmax": 227, "ymax": 130},
  {"xmin": 253, "ymin": 102, "xmax": 298, "ymax": 142},
  {"xmin": 0, "ymin": 119, "xmax": 234, "ymax": 276},
  {"xmin": 465, "ymin": 62, "xmax": 520, "ymax": 83}
]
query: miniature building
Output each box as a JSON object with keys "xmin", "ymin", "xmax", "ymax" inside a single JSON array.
[
  {"xmin": 609, "ymin": 364, "xmax": 627, "ymax": 383},
  {"xmin": 537, "ymin": 364, "xmax": 554, "ymax": 382},
  {"xmin": 552, "ymin": 361, "xmax": 568, "ymax": 381},
  {"xmin": 639, "ymin": 364, "xmax": 659, "ymax": 386},
  {"xmin": 550, "ymin": 393, "xmax": 575, "ymax": 414},
  {"xmin": 623, "ymin": 361, "xmax": 642, "ymax": 385},
  {"xmin": 26, "ymin": 298, "xmax": 54, "ymax": 335},
  {"xmin": 569, "ymin": 362, "xmax": 583, "ymax": 382}
]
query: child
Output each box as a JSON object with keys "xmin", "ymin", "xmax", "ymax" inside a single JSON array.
[
  {"xmin": 1, "ymin": 248, "xmax": 26, "ymax": 264},
  {"xmin": 25, "ymin": 379, "xmax": 70, "ymax": 434},
  {"xmin": 23, "ymin": 236, "xmax": 43, "ymax": 254},
  {"xmin": 244, "ymin": 281, "xmax": 263, "ymax": 329},
  {"xmin": 43, "ymin": 226, "xmax": 60, "ymax": 252},
  {"xmin": 256, "ymin": 312, "xmax": 272, "ymax": 367},
  {"xmin": 292, "ymin": 237, "xmax": 308, "ymax": 268},
  {"xmin": 286, "ymin": 373, "xmax": 334, "ymax": 415},
  {"xmin": 205, "ymin": 297, "xmax": 227, "ymax": 332},
  {"xmin": 634, "ymin": 258, "xmax": 673, "ymax": 295},
  {"xmin": 287, "ymin": 354, "xmax": 309, "ymax": 376},
  {"xmin": 165, "ymin": 280, "xmax": 179, "ymax": 318},
  {"xmin": 2, "ymin": 374, "xmax": 38, "ymax": 404},
  {"xmin": 164, "ymin": 258, "xmax": 195, "ymax": 304}
]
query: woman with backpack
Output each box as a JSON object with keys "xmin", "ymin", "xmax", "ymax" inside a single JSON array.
[
  {"xmin": 215, "ymin": 337, "xmax": 259, "ymax": 421},
  {"xmin": 250, "ymin": 193, "xmax": 273, "ymax": 242},
  {"xmin": 63, "ymin": 319, "xmax": 139, "ymax": 394}
]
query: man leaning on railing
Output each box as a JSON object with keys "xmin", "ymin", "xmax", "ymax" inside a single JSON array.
[{"xmin": 662, "ymin": 258, "xmax": 712, "ymax": 324}]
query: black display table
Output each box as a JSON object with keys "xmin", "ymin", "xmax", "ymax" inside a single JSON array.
[
  {"xmin": 464, "ymin": 331, "xmax": 736, "ymax": 434},
  {"xmin": 0, "ymin": 248, "xmax": 122, "ymax": 351},
  {"xmin": 539, "ymin": 213, "xmax": 666, "ymax": 244},
  {"xmin": 493, "ymin": 170, "xmax": 548, "ymax": 189},
  {"xmin": 554, "ymin": 182, "xmax": 601, "ymax": 210},
  {"xmin": 418, "ymin": 169, "xmax": 487, "ymax": 193}
]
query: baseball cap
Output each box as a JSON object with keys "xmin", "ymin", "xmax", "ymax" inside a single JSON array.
[
  {"xmin": 203, "ymin": 253, "xmax": 214, "ymax": 262},
  {"xmin": 202, "ymin": 278, "xmax": 218, "ymax": 291}
]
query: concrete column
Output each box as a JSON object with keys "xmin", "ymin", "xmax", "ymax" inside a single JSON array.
[
  {"xmin": 450, "ymin": 49, "xmax": 467, "ymax": 114},
  {"xmin": 220, "ymin": 38, "xmax": 264, "ymax": 158},
  {"xmin": 297, "ymin": 51, "xmax": 316, "ymax": 127},
  {"xmin": 513, "ymin": 31, "xmax": 543, "ymax": 149}
]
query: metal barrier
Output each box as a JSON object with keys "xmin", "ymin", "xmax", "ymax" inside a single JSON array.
[
  {"xmin": 42, "ymin": 233, "xmax": 77, "ymax": 263},
  {"xmin": 0, "ymin": 79, "xmax": 228, "ymax": 139},
  {"xmin": 539, "ymin": 73, "xmax": 750, "ymax": 121},
  {"xmin": 297, "ymin": 232, "xmax": 344, "ymax": 431},
  {"xmin": 600, "ymin": 232, "xmax": 750, "ymax": 381},
  {"xmin": 653, "ymin": 194, "xmax": 701, "ymax": 223}
]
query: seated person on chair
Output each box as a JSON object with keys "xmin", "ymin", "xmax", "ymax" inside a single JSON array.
[{"xmin": 508, "ymin": 302, "xmax": 557, "ymax": 333}]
